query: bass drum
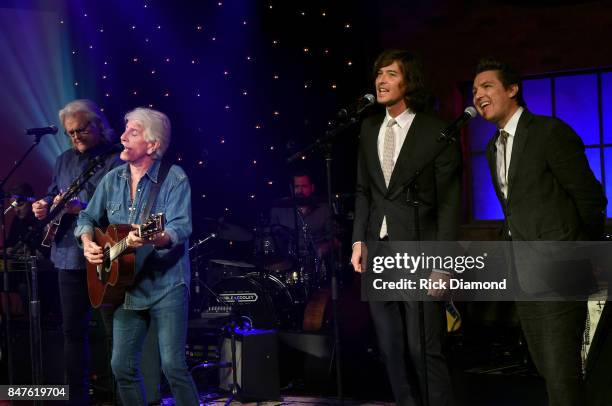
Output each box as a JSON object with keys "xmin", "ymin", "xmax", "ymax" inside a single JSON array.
[{"xmin": 211, "ymin": 273, "xmax": 295, "ymax": 329}]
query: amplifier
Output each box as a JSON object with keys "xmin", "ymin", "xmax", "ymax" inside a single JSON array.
[{"xmin": 219, "ymin": 328, "xmax": 279, "ymax": 401}]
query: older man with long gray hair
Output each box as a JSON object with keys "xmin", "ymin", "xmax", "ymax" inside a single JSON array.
[{"xmin": 32, "ymin": 99, "xmax": 122, "ymax": 405}]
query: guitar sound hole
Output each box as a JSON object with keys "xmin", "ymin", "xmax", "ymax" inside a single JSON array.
[{"xmin": 97, "ymin": 249, "xmax": 112, "ymax": 283}]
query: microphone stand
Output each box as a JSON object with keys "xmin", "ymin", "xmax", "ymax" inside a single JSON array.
[
  {"xmin": 290, "ymin": 184, "xmax": 300, "ymax": 280},
  {"xmin": 288, "ymin": 116, "xmax": 363, "ymax": 404},
  {"xmin": 406, "ymin": 175, "xmax": 430, "ymax": 406},
  {"xmin": 394, "ymin": 126, "xmax": 464, "ymax": 406},
  {"xmin": 189, "ymin": 232, "xmax": 216, "ymax": 252},
  {"xmin": 0, "ymin": 133, "xmax": 45, "ymax": 385}
]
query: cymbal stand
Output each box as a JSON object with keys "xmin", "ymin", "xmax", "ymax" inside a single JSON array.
[
  {"xmin": 295, "ymin": 210, "xmax": 322, "ymax": 290},
  {"xmin": 189, "ymin": 233, "xmax": 216, "ymax": 317}
]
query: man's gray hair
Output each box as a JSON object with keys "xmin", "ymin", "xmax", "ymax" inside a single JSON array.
[
  {"xmin": 59, "ymin": 99, "xmax": 115, "ymax": 143},
  {"xmin": 124, "ymin": 107, "xmax": 171, "ymax": 159}
]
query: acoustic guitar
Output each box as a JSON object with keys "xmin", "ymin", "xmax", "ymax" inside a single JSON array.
[{"xmin": 87, "ymin": 213, "xmax": 165, "ymax": 308}]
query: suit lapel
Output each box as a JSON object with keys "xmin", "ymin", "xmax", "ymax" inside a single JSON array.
[
  {"xmin": 366, "ymin": 114, "xmax": 387, "ymax": 192},
  {"xmin": 506, "ymin": 110, "xmax": 532, "ymax": 202},
  {"xmin": 487, "ymin": 133, "xmax": 505, "ymax": 203}
]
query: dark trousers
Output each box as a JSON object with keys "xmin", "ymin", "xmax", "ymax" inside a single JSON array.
[
  {"xmin": 58, "ymin": 269, "xmax": 93, "ymax": 406},
  {"xmin": 516, "ymin": 301, "xmax": 587, "ymax": 406},
  {"xmin": 59, "ymin": 269, "xmax": 161, "ymax": 405},
  {"xmin": 369, "ymin": 300, "xmax": 453, "ymax": 406}
]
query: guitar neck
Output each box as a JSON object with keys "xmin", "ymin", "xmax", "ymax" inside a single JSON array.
[
  {"xmin": 109, "ymin": 237, "xmax": 130, "ymax": 262},
  {"xmin": 104, "ymin": 214, "xmax": 164, "ymax": 261},
  {"xmin": 107, "ymin": 222, "xmax": 154, "ymax": 261}
]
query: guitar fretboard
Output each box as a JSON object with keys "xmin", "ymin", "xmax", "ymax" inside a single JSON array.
[{"xmin": 109, "ymin": 237, "xmax": 129, "ymax": 262}]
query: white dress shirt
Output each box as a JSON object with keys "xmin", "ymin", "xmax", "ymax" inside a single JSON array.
[
  {"xmin": 496, "ymin": 106, "xmax": 524, "ymax": 199},
  {"xmin": 377, "ymin": 108, "xmax": 416, "ymax": 166}
]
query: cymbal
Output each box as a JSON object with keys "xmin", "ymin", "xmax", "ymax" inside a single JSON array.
[
  {"xmin": 198, "ymin": 217, "xmax": 253, "ymax": 241},
  {"xmin": 271, "ymin": 196, "xmax": 326, "ymax": 208},
  {"xmin": 209, "ymin": 259, "xmax": 255, "ymax": 269}
]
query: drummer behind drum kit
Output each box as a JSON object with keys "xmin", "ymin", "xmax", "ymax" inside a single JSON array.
[{"xmin": 189, "ymin": 213, "xmax": 335, "ymax": 331}]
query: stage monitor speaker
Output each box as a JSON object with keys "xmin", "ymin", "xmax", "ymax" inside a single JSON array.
[{"xmin": 219, "ymin": 328, "xmax": 279, "ymax": 401}]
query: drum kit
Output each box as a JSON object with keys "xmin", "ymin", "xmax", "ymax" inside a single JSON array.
[{"xmin": 190, "ymin": 208, "xmax": 339, "ymax": 331}]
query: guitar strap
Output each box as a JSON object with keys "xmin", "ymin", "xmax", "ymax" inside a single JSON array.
[{"xmin": 140, "ymin": 160, "xmax": 172, "ymax": 223}]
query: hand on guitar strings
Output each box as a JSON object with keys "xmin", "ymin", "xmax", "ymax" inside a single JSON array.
[
  {"xmin": 32, "ymin": 199, "xmax": 49, "ymax": 220},
  {"xmin": 81, "ymin": 234, "xmax": 103, "ymax": 265}
]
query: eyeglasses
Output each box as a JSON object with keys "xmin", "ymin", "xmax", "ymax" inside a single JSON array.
[{"xmin": 65, "ymin": 123, "xmax": 91, "ymax": 138}]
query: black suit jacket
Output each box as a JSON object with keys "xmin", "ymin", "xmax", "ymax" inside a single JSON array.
[
  {"xmin": 352, "ymin": 112, "xmax": 462, "ymax": 243},
  {"xmin": 486, "ymin": 109, "xmax": 606, "ymax": 241}
]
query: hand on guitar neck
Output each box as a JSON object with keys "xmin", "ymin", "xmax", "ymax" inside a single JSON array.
[
  {"xmin": 125, "ymin": 223, "xmax": 170, "ymax": 249},
  {"xmin": 33, "ymin": 193, "xmax": 84, "ymax": 220},
  {"xmin": 55, "ymin": 194, "xmax": 84, "ymax": 215}
]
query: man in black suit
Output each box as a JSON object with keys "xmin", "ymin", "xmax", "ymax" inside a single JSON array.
[
  {"xmin": 473, "ymin": 57, "xmax": 607, "ymax": 406},
  {"xmin": 351, "ymin": 49, "xmax": 461, "ymax": 406}
]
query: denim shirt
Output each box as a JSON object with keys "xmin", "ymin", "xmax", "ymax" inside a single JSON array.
[
  {"xmin": 45, "ymin": 145, "xmax": 122, "ymax": 270},
  {"xmin": 74, "ymin": 160, "xmax": 192, "ymax": 310}
]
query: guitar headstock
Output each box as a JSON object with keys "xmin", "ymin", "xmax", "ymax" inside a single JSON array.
[{"xmin": 138, "ymin": 213, "xmax": 166, "ymax": 238}]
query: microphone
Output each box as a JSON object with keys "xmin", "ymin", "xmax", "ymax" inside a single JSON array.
[
  {"xmin": 438, "ymin": 106, "xmax": 477, "ymax": 142},
  {"xmin": 25, "ymin": 125, "xmax": 58, "ymax": 136},
  {"xmin": 337, "ymin": 94, "xmax": 376, "ymax": 120},
  {"xmin": 4, "ymin": 200, "xmax": 19, "ymax": 215}
]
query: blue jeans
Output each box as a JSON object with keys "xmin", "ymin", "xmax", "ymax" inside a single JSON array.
[{"xmin": 111, "ymin": 285, "xmax": 198, "ymax": 406}]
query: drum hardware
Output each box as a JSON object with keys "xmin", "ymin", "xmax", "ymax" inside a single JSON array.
[
  {"xmin": 253, "ymin": 224, "xmax": 295, "ymax": 272},
  {"xmin": 189, "ymin": 234, "xmax": 218, "ymax": 316}
]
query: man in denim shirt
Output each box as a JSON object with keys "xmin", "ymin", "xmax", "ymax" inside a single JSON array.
[
  {"xmin": 32, "ymin": 99, "xmax": 122, "ymax": 405},
  {"xmin": 76, "ymin": 107, "xmax": 199, "ymax": 405}
]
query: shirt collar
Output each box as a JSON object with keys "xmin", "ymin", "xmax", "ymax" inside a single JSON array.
[
  {"xmin": 118, "ymin": 159, "xmax": 162, "ymax": 182},
  {"xmin": 501, "ymin": 106, "xmax": 524, "ymax": 137},
  {"xmin": 385, "ymin": 108, "xmax": 415, "ymax": 129},
  {"xmin": 146, "ymin": 159, "xmax": 162, "ymax": 183}
]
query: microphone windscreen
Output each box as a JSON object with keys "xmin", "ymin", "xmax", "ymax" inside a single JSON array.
[{"xmin": 464, "ymin": 106, "xmax": 477, "ymax": 118}]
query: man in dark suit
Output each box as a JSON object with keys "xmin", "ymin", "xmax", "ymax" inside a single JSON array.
[
  {"xmin": 473, "ymin": 57, "xmax": 607, "ymax": 406},
  {"xmin": 351, "ymin": 49, "xmax": 461, "ymax": 406}
]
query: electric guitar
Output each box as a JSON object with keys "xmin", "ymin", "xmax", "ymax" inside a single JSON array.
[
  {"xmin": 40, "ymin": 197, "xmax": 81, "ymax": 248},
  {"xmin": 87, "ymin": 213, "xmax": 165, "ymax": 308},
  {"xmin": 446, "ymin": 300, "xmax": 462, "ymax": 333}
]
